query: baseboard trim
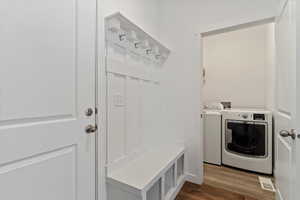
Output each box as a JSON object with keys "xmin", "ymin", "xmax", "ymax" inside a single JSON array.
[
  {"xmin": 276, "ymin": 188, "xmax": 283, "ymax": 200},
  {"xmin": 185, "ymin": 173, "xmax": 203, "ymax": 185}
]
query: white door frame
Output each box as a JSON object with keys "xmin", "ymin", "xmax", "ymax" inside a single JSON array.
[
  {"xmin": 198, "ymin": 17, "xmax": 276, "ymax": 181},
  {"xmin": 96, "ymin": 0, "xmax": 108, "ymax": 200},
  {"xmin": 295, "ymin": 0, "xmax": 300, "ymax": 199}
]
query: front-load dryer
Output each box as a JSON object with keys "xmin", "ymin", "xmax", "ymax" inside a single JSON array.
[{"xmin": 222, "ymin": 109, "xmax": 273, "ymax": 174}]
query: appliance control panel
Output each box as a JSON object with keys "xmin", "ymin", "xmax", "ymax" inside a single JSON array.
[
  {"xmin": 241, "ymin": 113, "xmax": 249, "ymax": 119},
  {"xmin": 253, "ymin": 113, "xmax": 266, "ymax": 121},
  {"xmin": 237, "ymin": 113, "xmax": 267, "ymax": 121},
  {"xmin": 222, "ymin": 110, "xmax": 271, "ymax": 122}
]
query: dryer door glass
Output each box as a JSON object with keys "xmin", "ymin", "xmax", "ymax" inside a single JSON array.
[{"xmin": 225, "ymin": 121, "xmax": 267, "ymax": 157}]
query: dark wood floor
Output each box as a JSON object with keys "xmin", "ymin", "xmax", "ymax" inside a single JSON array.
[
  {"xmin": 176, "ymin": 164, "xmax": 275, "ymax": 200},
  {"xmin": 176, "ymin": 182, "xmax": 257, "ymax": 200}
]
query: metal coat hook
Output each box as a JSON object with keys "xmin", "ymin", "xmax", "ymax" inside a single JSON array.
[
  {"xmin": 146, "ymin": 49, "xmax": 152, "ymax": 55},
  {"xmin": 106, "ymin": 13, "xmax": 170, "ymax": 66},
  {"xmin": 134, "ymin": 42, "xmax": 141, "ymax": 49},
  {"xmin": 119, "ymin": 33, "xmax": 126, "ymax": 41}
]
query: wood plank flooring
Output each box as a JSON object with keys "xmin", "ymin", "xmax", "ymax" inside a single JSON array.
[
  {"xmin": 176, "ymin": 164, "xmax": 275, "ymax": 200},
  {"xmin": 176, "ymin": 182, "xmax": 257, "ymax": 200}
]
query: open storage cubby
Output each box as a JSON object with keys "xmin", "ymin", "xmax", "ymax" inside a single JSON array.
[
  {"xmin": 147, "ymin": 179, "xmax": 162, "ymax": 200},
  {"xmin": 107, "ymin": 146, "xmax": 186, "ymax": 200},
  {"xmin": 177, "ymin": 155, "xmax": 185, "ymax": 181},
  {"xmin": 164, "ymin": 165, "xmax": 175, "ymax": 197}
]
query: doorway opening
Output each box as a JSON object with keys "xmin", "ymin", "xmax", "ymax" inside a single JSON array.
[{"xmin": 200, "ymin": 19, "xmax": 276, "ymax": 200}]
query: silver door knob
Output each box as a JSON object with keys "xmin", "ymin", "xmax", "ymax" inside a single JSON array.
[
  {"xmin": 85, "ymin": 108, "xmax": 94, "ymax": 117},
  {"xmin": 280, "ymin": 129, "xmax": 296, "ymax": 140},
  {"xmin": 85, "ymin": 125, "xmax": 97, "ymax": 134}
]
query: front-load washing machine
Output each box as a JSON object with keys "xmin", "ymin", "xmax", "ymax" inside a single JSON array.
[{"xmin": 222, "ymin": 109, "xmax": 273, "ymax": 174}]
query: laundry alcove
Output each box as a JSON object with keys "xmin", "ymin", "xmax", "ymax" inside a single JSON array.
[{"xmin": 105, "ymin": 13, "xmax": 186, "ymax": 200}]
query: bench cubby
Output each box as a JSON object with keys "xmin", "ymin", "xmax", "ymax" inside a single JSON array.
[{"xmin": 107, "ymin": 146, "xmax": 186, "ymax": 200}]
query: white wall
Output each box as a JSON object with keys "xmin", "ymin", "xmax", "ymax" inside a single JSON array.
[
  {"xmin": 103, "ymin": 0, "xmax": 160, "ymax": 39},
  {"xmin": 99, "ymin": 0, "xmax": 188, "ymax": 198},
  {"xmin": 158, "ymin": 0, "xmax": 277, "ymax": 184},
  {"xmin": 265, "ymin": 23, "xmax": 276, "ymax": 110},
  {"xmin": 103, "ymin": 0, "xmax": 177, "ymax": 153},
  {"xmin": 202, "ymin": 24, "xmax": 274, "ymax": 109},
  {"xmin": 105, "ymin": 33, "xmax": 165, "ymax": 165},
  {"xmin": 98, "ymin": 1, "xmax": 162, "ymax": 200},
  {"xmin": 99, "ymin": 0, "xmax": 278, "ymax": 195}
]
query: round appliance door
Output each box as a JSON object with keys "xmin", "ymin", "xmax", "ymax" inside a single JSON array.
[{"xmin": 225, "ymin": 120, "xmax": 268, "ymax": 158}]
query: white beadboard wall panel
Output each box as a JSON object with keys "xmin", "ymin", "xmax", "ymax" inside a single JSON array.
[
  {"xmin": 107, "ymin": 73, "xmax": 161, "ymax": 167},
  {"xmin": 107, "ymin": 61, "xmax": 162, "ymax": 168},
  {"xmin": 106, "ymin": 40, "xmax": 161, "ymax": 83},
  {"xmin": 107, "ymin": 73, "xmax": 126, "ymax": 164},
  {"xmin": 105, "ymin": 12, "xmax": 168, "ymax": 174},
  {"xmin": 126, "ymin": 77, "xmax": 142, "ymax": 155},
  {"xmin": 107, "ymin": 43, "xmax": 127, "ymax": 63},
  {"xmin": 107, "ymin": 72, "xmax": 161, "ymax": 164},
  {"xmin": 106, "ymin": 58, "xmax": 160, "ymax": 83},
  {"xmin": 140, "ymin": 80, "xmax": 161, "ymax": 149}
]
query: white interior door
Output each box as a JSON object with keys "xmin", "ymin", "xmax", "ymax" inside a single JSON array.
[
  {"xmin": 275, "ymin": 0, "xmax": 297, "ymax": 200},
  {"xmin": 0, "ymin": 0, "xmax": 96, "ymax": 200},
  {"xmin": 296, "ymin": 0, "xmax": 300, "ymax": 199}
]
